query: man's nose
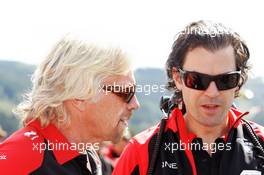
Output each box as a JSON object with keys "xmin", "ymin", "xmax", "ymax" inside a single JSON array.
[{"xmin": 204, "ymin": 81, "xmax": 220, "ymax": 97}]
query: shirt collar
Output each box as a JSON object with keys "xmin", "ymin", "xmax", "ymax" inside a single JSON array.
[
  {"xmin": 165, "ymin": 107, "xmax": 248, "ymax": 142},
  {"xmin": 27, "ymin": 120, "xmax": 80, "ymax": 164}
]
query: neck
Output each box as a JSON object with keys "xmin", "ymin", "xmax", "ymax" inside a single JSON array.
[
  {"xmin": 184, "ymin": 114, "xmax": 229, "ymax": 154},
  {"xmin": 53, "ymin": 120, "xmax": 100, "ymax": 153}
]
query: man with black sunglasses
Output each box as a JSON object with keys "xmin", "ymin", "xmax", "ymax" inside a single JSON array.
[{"xmin": 114, "ymin": 20, "xmax": 264, "ymax": 175}]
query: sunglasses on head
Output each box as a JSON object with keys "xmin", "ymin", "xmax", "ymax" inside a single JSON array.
[
  {"xmin": 102, "ymin": 85, "xmax": 136, "ymax": 103},
  {"xmin": 178, "ymin": 68, "xmax": 241, "ymax": 91}
]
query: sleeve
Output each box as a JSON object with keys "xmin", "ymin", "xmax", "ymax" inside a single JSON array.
[
  {"xmin": 0, "ymin": 129, "xmax": 44, "ymax": 175},
  {"xmin": 112, "ymin": 141, "xmax": 141, "ymax": 175}
]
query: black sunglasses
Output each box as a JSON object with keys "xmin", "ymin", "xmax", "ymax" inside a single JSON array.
[
  {"xmin": 178, "ymin": 68, "xmax": 241, "ymax": 90},
  {"xmin": 102, "ymin": 85, "xmax": 136, "ymax": 103}
]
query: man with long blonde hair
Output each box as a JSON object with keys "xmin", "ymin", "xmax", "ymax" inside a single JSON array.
[{"xmin": 0, "ymin": 36, "xmax": 139, "ymax": 175}]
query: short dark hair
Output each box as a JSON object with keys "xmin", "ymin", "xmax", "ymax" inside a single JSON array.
[{"xmin": 166, "ymin": 20, "xmax": 250, "ymax": 102}]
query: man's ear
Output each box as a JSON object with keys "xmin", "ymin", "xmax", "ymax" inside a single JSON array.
[{"xmin": 172, "ymin": 67, "xmax": 183, "ymax": 91}]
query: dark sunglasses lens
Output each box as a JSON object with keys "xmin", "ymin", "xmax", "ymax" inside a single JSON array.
[
  {"xmin": 126, "ymin": 91, "xmax": 135, "ymax": 103},
  {"xmin": 125, "ymin": 87, "xmax": 136, "ymax": 103},
  {"xmin": 115, "ymin": 86, "xmax": 135, "ymax": 103},
  {"xmin": 216, "ymin": 73, "xmax": 240, "ymax": 90},
  {"xmin": 104, "ymin": 85, "xmax": 135, "ymax": 103},
  {"xmin": 184, "ymin": 72, "xmax": 210, "ymax": 90}
]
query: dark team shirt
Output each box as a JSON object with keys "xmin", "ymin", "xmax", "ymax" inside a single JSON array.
[{"xmin": 113, "ymin": 108, "xmax": 264, "ymax": 175}]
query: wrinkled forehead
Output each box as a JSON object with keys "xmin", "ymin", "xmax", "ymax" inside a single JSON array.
[{"xmin": 103, "ymin": 71, "xmax": 136, "ymax": 86}]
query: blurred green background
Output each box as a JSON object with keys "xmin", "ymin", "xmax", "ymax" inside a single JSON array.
[{"xmin": 0, "ymin": 60, "xmax": 263, "ymax": 137}]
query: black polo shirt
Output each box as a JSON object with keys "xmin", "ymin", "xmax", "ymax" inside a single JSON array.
[
  {"xmin": 191, "ymin": 137, "xmax": 225, "ymax": 175},
  {"xmin": 113, "ymin": 108, "xmax": 264, "ymax": 175}
]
